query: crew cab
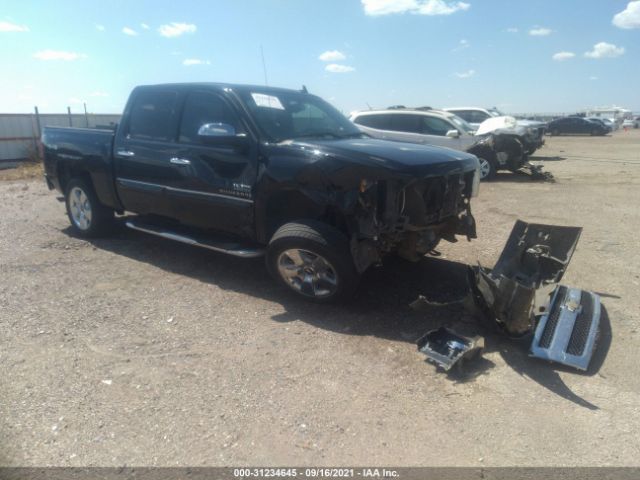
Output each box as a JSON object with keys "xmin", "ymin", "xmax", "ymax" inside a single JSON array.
[{"xmin": 42, "ymin": 83, "xmax": 479, "ymax": 302}]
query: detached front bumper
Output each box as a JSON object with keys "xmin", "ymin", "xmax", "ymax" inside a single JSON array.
[{"xmin": 467, "ymin": 220, "xmax": 602, "ymax": 371}]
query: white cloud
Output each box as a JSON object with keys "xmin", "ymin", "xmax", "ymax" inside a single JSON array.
[
  {"xmin": 319, "ymin": 50, "xmax": 346, "ymax": 62},
  {"xmin": 33, "ymin": 50, "xmax": 87, "ymax": 61},
  {"xmin": 68, "ymin": 97, "xmax": 84, "ymax": 105},
  {"xmin": 0, "ymin": 21, "xmax": 29, "ymax": 32},
  {"xmin": 325, "ymin": 64, "xmax": 355, "ymax": 73},
  {"xmin": 95, "ymin": 24, "xmax": 105, "ymax": 31},
  {"xmin": 452, "ymin": 38, "xmax": 469, "ymax": 51},
  {"xmin": 506, "ymin": 27, "xmax": 518, "ymax": 33},
  {"xmin": 361, "ymin": 0, "xmax": 470, "ymax": 16},
  {"xmin": 183, "ymin": 58, "xmax": 211, "ymax": 66},
  {"xmin": 122, "ymin": 27, "xmax": 138, "ymax": 36},
  {"xmin": 613, "ymin": 1, "xmax": 640, "ymax": 29},
  {"xmin": 589, "ymin": 76, "xmax": 599, "ymax": 81},
  {"xmin": 584, "ymin": 42, "xmax": 625, "ymax": 59},
  {"xmin": 529, "ymin": 27, "xmax": 552, "ymax": 36},
  {"xmin": 158, "ymin": 22, "xmax": 197, "ymax": 37},
  {"xmin": 455, "ymin": 69, "xmax": 475, "ymax": 78},
  {"xmin": 141, "ymin": 23, "xmax": 150, "ymax": 30},
  {"xmin": 552, "ymin": 51, "xmax": 575, "ymax": 61},
  {"xmin": 89, "ymin": 91, "xmax": 109, "ymax": 97}
]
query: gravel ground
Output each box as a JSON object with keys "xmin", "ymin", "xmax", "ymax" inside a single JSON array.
[{"xmin": 1, "ymin": 130, "xmax": 639, "ymax": 467}]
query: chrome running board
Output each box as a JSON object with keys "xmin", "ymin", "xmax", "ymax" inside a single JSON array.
[{"xmin": 125, "ymin": 220, "xmax": 265, "ymax": 258}]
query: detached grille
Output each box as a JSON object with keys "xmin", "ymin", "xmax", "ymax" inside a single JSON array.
[
  {"xmin": 566, "ymin": 292, "xmax": 594, "ymax": 356},
  {"xmin": 539, "ymin": 285, "xmax": 567, "ymax": 348}
]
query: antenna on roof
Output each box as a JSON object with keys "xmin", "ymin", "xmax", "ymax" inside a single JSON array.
[
  {"xmin": 301, "ymin": 85, "xmax": 308, "ymax": 94},
  {"xmin": 366, "ymin": 102, "xmax": 372, "ymax": 110},
  {"xmin": 260, "ymin": 45, "xmax": 269, "ymax": 86}
]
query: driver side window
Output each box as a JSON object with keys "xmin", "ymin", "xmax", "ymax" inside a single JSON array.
[
  {"xmin": 421, "ymin": 116, "xmax": 453, "ymax": 136},
  {"xmin": 179, "ymin": 92, "xmax": 242, "ymax": 144}
]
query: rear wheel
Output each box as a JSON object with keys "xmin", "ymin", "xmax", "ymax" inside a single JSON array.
[
  {"xmin": 266, "ymin": 220, "xmax": 360, "ymax": 302},
  {"xmin": 65, "ymin": 178, "xmax": 113, "ymax": 237}
]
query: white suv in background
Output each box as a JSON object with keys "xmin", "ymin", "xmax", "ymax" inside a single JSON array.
[
  {"xmin": 349, "ymin": 107, "xmax": 526, "ymax": 180},
  {"xmin": 351, "ymin": 107, "xmax": 478, "ymax": 150}
]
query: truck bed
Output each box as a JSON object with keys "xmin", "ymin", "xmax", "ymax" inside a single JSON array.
[{"xmin": 41, "ymin": 126, "xmax": 120, "ymax": 209}]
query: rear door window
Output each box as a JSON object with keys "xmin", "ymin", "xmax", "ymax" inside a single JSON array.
[
  {"xmin": 127, "ymin": 91, "xmax": 179, "ymax": 142},
  {"xmin": 353, "ymin": 114, "xmax": 392, "ymax": 130},
  {"xmin": 388, "ymin": 114, "xmax": 421, "ymax": 133}
]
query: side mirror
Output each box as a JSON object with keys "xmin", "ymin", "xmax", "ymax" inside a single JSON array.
[
  {"xmin": 197, "ymin": 123, "xmax": 248, "ymax": 147},
  {"xmin": 446, "ymin": 129, "xmax": 460, "ymax": 138}
]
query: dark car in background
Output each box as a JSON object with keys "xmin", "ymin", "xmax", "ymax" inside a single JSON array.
[
  {"xmin": 547, "ymin": 116, "xmax": 609, "ymax": 136},
  {"xmin": 586, "ymin": 117, "xmax": 613, "ymax": 133}
]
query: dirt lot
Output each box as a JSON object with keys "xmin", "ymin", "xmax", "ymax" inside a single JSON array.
[{"xmin": 1, "ymin": 130, "xmax": 640, "ymax": 467}]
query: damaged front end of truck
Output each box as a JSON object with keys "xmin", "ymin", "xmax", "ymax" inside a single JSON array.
[{"xmin": 348, "ymin": 169, "xmax": 479, "ymax": 273}]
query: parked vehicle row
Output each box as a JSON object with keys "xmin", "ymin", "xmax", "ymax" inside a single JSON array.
[
  {"xmin": 42, "ymin": 83, "xmax": 479, "ymax": 303},
  {"xmin": 41, "ymin": 81, "xmax": 628, "ymax": 303}
]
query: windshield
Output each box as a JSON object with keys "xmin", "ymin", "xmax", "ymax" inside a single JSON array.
[
  {"xmin": 448, "ymin": 114, "xmax": 476, "ymax": 134},
  {"xmin": 488, "ymin": 108, "xmax": 505, "ymax": 117},
  {"xmin": 238, "ymin": 90, "xmax": 363, "ymax": 142}
]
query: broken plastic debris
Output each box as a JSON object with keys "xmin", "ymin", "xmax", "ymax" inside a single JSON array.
[
  {"xmin": 101, "ymin": 379, "xmax": 112, "ymax": 386},
  {"xmin": 416, "ymin": 327, "xmax": 484, "ymax": 372}
]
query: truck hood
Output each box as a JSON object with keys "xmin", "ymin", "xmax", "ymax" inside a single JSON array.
[{"xmin": 276, "ymin": 137, "xmax": 479, "ymax": 177}]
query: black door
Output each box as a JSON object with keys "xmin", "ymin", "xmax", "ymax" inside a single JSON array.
[
  {"xmin": 113, "ymin": 88, "xmax": 182, "ymax": 217},
  {"xmin": 166, "ymin": 90, "xmax": 258, "ymax": 237}
]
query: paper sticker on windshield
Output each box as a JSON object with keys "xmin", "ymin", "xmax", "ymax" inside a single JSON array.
[{"xmin": 251, "ymin": 93, "xmax": 285, "ymax": 110}]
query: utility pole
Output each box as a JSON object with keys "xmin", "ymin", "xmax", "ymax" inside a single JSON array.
[{"xmin": 83, "ymin": 103, "xmax": 89, "ymax": 127}]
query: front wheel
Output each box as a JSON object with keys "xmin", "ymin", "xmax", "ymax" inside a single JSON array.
[
  {"xmin": 266, "ymin": 220, "xmax": 360, "ymax": 303},
  {"xmin": 478, "ymin": 157, "xmax": 497, "ymax": 181},
  {"xmin": 65, "ymin": 178, "xmax": 113, "ymax": 237}
]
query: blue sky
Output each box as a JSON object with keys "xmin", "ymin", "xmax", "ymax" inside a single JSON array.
[{"xmin": 1, "ymin": 0, "xmax": 638, "ymax": 114}]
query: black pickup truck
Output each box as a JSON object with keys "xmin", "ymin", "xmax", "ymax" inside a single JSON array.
[{"xmin": 42, "ymin": 83, "xmax": 479, "ymax": 302}]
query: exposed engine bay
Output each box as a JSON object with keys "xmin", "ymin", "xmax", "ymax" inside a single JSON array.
[{"xmin": 349, "ymin": 170, "xmax": 479, "ymax": 272}]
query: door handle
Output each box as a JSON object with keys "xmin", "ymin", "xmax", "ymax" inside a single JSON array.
[
  {"xmin": 116, "ymin": 149, "xmax": 135, "ymax": 158},
  {"xmin": 170, "ymin": 157, "xmax": 191, "ymax": 165}
]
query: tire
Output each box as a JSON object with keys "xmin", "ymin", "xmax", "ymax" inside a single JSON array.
[
  {"xmin": 266, "ymin": 220, "xmax": 360, "ymax": 303},
  {"xmin": 65, "ymin": 178, "xmax": 114, "ymax": 238},
  {"xmin": 478, "ymin": 157, "xmax": 497, "ymax": 181}
]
